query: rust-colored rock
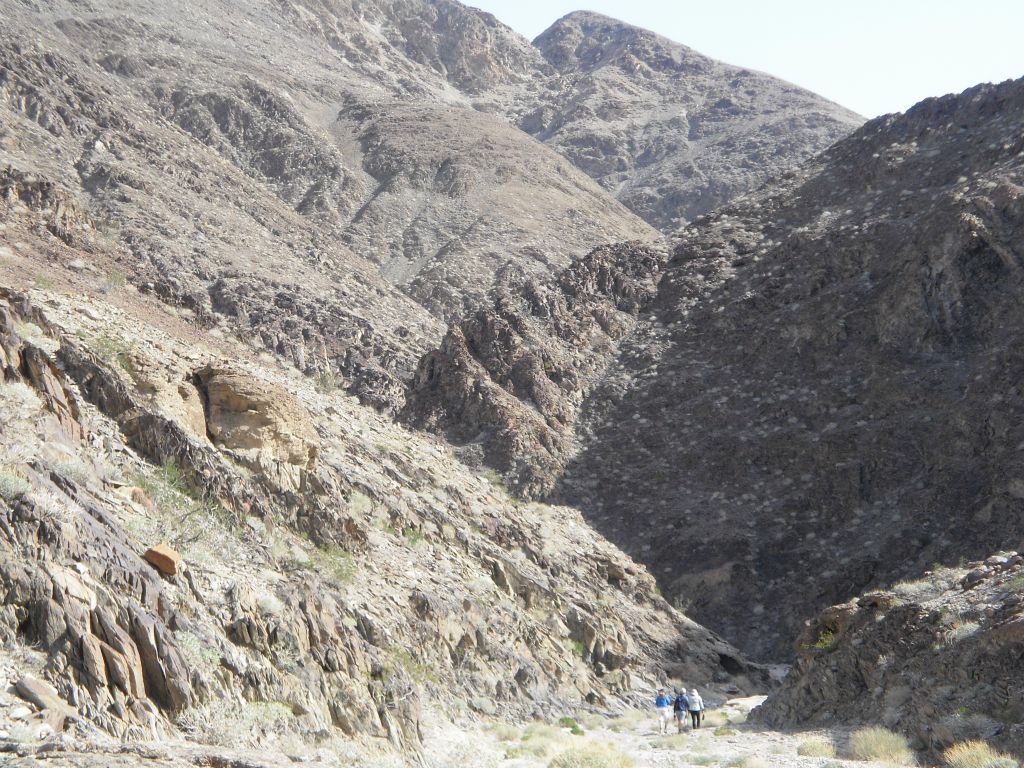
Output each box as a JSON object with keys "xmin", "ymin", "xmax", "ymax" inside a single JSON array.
[{"xmin": 144, "ymin": 543, "xmax": 181, "ymax": 576}]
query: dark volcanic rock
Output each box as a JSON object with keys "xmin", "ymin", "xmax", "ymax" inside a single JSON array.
[
  {"xmin": 561, "ymin": 77, "xmax": 1024, "ymax": 660},
  {"xmin": 405, "ymin": 241, "xmax": 667, "ymax": 496}
]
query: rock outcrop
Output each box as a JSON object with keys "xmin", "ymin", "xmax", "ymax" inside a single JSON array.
[
  {"xmin": 411, "ymin": 75, "xmax": 1024, "ymax": 664},
  {"xmin": 405, "ymin": 241, "xmax": 667, "ymax": 496},
  {"xmin": 755, "ymin": 553, "xmax": 1024, "ymax": 758}
]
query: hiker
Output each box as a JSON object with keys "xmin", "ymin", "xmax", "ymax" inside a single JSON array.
[
  {"xmin": 654, "ymin": 687, "xmax": 673, "ymax": 734},
  {"xmin": 688, "ymin": 688, "xmax": 705, "ymax": 729},
  {"xmin": 673, "ymin": 688, "xmax": 690, "ymax": 733}
]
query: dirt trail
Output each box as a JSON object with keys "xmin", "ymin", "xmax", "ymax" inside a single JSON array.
[{"xmin": 417, "ymin": 696, "xmax": 906, "ymax": 768}]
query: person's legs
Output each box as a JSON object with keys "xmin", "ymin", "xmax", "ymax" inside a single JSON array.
[{"xmin": 691, "ymin": 710, "xmax": 700, "ymax": 729}]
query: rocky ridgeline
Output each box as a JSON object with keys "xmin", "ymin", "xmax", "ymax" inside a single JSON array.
[
  {"xmin": 756, "ymin": 552, "xmax": 1024, "ymax": 758},
  {"xmin": 523, "ymin": 11, "xmax": 861, "ymax": 230},
  {"xmin": 0, "ymin": 268, "xmax": 761, "ymax": 762},
  {"xmin": 405, "ymin": 241, "xmax": 667, "ymax": 497},
  {"xmin": 557, "ymin": 76, "xmax": 1024, "ymax": 661}
]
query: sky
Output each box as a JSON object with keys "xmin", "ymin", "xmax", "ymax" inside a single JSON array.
[{"xmin": 466, "ymin": 0, "xmax": 1024, "ymax": 118}]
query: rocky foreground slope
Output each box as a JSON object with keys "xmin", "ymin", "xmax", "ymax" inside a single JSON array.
[
  {"xmin": 756, "ymin": 552, "xmax": 1024, "ymax": 757},
  {"xmin": 0, "ymin": 261, "xmax": 762, "ymax": 763},
  {"xmin": 413, "ymin": 76, "xmax": 1024, "ymax": 663}
]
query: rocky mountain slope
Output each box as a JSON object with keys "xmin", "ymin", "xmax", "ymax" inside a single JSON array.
[
  {"xmin": 522, "ymin": 12, "xmax": 861, "ymax": 230},
  {"xmin": 560, "ymin": 76, "xmax": 1024, "ymax": 661},
  {"xmin": 0, "ymin": 0, "xmax": 859, "ymax": 327},
  {"xmin": 0, "ymin": 261, "xmax": 761, "ymax": 762},
  {"xmin": 413, "ymin": 76, "xmax": 1024, "ymax": 663},
  {"xmin": 756, "ymin": 552, "xmax": 1024, "ymax": 758}
]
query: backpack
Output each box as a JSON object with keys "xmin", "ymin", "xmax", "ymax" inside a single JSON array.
[{"xmin": 674, "ymin": 694, "xmax": 688, "ymax": 711}]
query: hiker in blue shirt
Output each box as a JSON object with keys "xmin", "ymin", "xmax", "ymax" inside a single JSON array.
[{"xmin": 654, "ymin": 687, "xmax": 673, "ymax": 734}]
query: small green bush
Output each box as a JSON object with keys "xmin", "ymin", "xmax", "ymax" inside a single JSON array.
[
  {"xmin": 848, "ymin": 727, "xmax": 916, "ymax": 765},
  {"xmin": 799, "ymin": 740, "xmax": 837, "ymax": 757},
  {"xmin": 943, "ymin": 740, "xmax": 1020, "ymax": 768},
  {"xmin": 714, "ymin": 726, "xmax": 738, "ymax": 737}
]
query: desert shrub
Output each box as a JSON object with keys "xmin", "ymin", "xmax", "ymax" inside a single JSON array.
[
  {"xmin": 507, "ymin": 722, "xmax": 568, "ymax": 759},
  {"xmin": 314, "ymin": 368, "xmax": 340, "ymax": 393},
  {"xmin": 733, "ymin": 758, "xmax": 771, "ymax": 768},
  {"xmin": 798, "ymin": 740, "xmax": 837, "ymax": 757},
  {"xmin": 652, "ymin": 733, "xmax": 688, "ymax": 749},
  {"xmin": 943, "ymin": 740, "xmax": 1020, "ymax": 768},
  {"xmin": 608, "ymin": 708, "xmax": 648, "ymax": 732},
  {"xmin": 0, "ymin": 470, "xmax": 31, "ymax": 502},
  {"xmin": 548, "ymin": 742, "xmax": 634, "ymax": 768},
  {"xmin": 702, "ymin": 709, "xmax": 730, "ymax": 727},
  {"xmin": 714, "ymin": 726, "xmax": 738, "ymax": 737},
  {"xmin": 174, "ymin": 630, "xmax": 222, "ymax": 673},
  {"xmin": 848, "ymin": 727, "xmax": 915, "ymax": 765},
  {"xmin": 93, "ymin": 333, "xmax": 136, "ymax": 372},
  {"xmin": 176, "ymin": 700, "xmax": 296, "ymax": 747},
  {"xmin": 314, "ymin": 544, "xmax": 356, "ymax": 584},
  {"xmin": 484, "ymin": 722, "xmax": 520, "ymax": 741}
]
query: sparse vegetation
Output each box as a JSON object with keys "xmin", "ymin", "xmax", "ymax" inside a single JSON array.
[
  {"xmin": 99, "ymin": 266, "xmax": 127, "ymax": 294},
  {"xmin": 484, "ymin": 722, "xmax": 520, "ymax": 741},
  {"xmin": 93, "ymin": 332, "xmax": 136, "ymax": 372},
  {"xmin": 943, "ymin": 740, "xmax": 1020, "ymax": 768},
  {"xmin": 403, "ymin": 526, "xmax": 425, "ymax": 546},
  {"xmin": 801, "ymin": 627, "xmax": 838, "ymax": 651},
  {"xmin": 547, "ymin": 742, "xmax": 634, "ymax": 768},
  {"xmin": 176, "ymin": 700, "xmax": 297, "ymax": 748},
  {"xmin": 314, "ymin": 368, "xmax": 340, "ymax": 393},
  {"xmin": 314, "ymin": 543, "xmax": 356, "ymax": 584},
  {"xmin": 848, "ymin": 727, "xmax": 916, "ymax": 765},
  {"xmin": 571, "ymin": 639, "xmax": 587, "ymax": 658},
  {"xmin": 175, "ymin": 630, "xmax": 222, "ymax": 673},
  {"xmin": 652, "ymin": 733, "xmax": 689, "ymax": 749},
  {"xmin": 386, "ymin": 647, "xmax": 438, "ymax": 685},
  {"xmin": 714, "ymin": 726, "xmax": 738, "ymax": 737},
  {"xmin": 798, "ymin": 740, "xmax": 837, "ymax": 757},
  {"xmin": 0, "ymin": 469, "xmax": 31, "ymax": 502}
]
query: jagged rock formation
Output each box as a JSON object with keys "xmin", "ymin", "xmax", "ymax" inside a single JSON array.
[
  {"xmin": 755, "ymin": 553, "xmax": 1024, "ymax": 758},
  {"xmin": 405, "ymin": 241, "xmax": 667, "ymax": 496},
  {"xmin": 523, "ymin": 11, "xmax": 862, "ymax": 230}
]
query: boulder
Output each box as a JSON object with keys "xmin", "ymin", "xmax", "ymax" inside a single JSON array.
[{"xmin": 144, "ymin": 543, "xmax": 181, "ymax": 576}]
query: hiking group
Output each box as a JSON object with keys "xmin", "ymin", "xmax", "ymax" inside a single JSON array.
[{"xmin": 655, "ymin": 687, "xmax": 705, "ymax": 735}]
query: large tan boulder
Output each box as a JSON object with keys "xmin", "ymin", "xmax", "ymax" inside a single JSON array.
[
  {"xmin": 144, "ymin": 543, "xmax": 181, "ymax": 576},
  {"xmin": 193, "ymin": 364, "xmax": 319, "ymax": 492}
]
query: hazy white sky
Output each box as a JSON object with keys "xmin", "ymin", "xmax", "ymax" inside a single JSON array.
[{"xmin": 467, "ymin": 0, "xmax": 1024, "ymax": 117}]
